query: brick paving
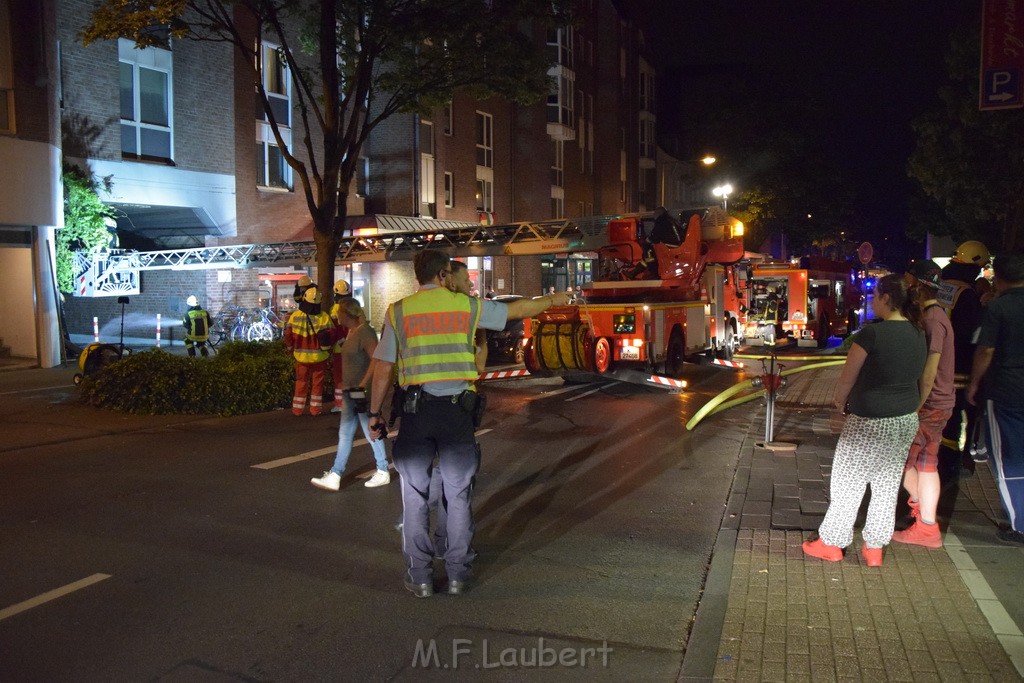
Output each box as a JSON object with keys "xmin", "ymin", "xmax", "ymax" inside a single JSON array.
[{"xmin": 697, "ymin": 364, "xmax": 1023, "ymax": 682}]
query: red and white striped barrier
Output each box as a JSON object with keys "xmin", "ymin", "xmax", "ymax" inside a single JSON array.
[
  {"xmin": 93, "ymin": 317, "xmax": 99, "ymax": 342},
  {"xmin": 646, "ymin": 375, "xmax": 687, "ymax": 389},
  {"xmin": 712, "ymin": 358, "xmax": 744, "ymax": 369},
  {"xmin": 478, "ymin": 369, "xmax": 532, "ymax": 381},
  {"xmin": 156, "ymin": 313, "xmax": 162, "ymax": 347}
]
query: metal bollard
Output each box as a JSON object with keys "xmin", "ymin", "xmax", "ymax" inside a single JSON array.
[
  {"xmin": 93, "ymin": 317, "xmax": 99, "ymax": 342},
  {"xmin": 156, "ymin": 313, "xmax": 162, "ymax": 347}
]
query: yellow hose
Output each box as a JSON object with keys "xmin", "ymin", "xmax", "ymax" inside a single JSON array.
[
  {"xmin": 734, "ymin": 354, "xmax": 846, "ymax": 361},
  {"xmin": 686, "ymin": 359, "xmax": 846, "ymax": 430}
]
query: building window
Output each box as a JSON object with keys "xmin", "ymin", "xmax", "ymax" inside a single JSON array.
[
  {"xmin": 256, "ymin": 41, "xmax": 291, "ymax": 189},
  {"xmin": 639, "ymin": 69, "xmax": 655, "ymax": 113},
  {"xmin": 357, "ymin": 156, "xmax": 368, "ymax": 198},
  {"xmin": 547, "ymin": 27, "xmax": 573, "ymax": 70},
  {"xmin": 476, "ymin": 176, "xmax": 493, "ymax": 213},
  {"xmin": 119, "ymin": 38, "xmax": 172, "ymax": 161},
  {"xmin": 257, "ymin": 43, "xmax": 290, "ymax": 126},
  {"xmin": 0, "ymin": 0, "xmax": 13, "ymax": 134},
  {"xmin": 475, "ymin": 111, "xmax": 492, "ymax": 168},
  {"xmin": 639, "ymin": 117, "xmax": 655, "ymax": 160},
  {"xmin": 444, "ymin": 172, "xmax": 454, "ymax": 208},
  {"xmin": 551, "ymin": 194, "xmax": 564, "ymax": 220},
  {"xmin": 547, "ymin": 70, "xmax": 574, "ymax": 127},
  {"xmin": 551, "ymin": 139, "xmax": 563, "ymax": 187},
  {"xmin": 442, "ymin": 101, "xmax": 453, "ymax": 135},
  {"xmin": 420, "ymin": 119, "xmax": 435, "ymax": 214}
]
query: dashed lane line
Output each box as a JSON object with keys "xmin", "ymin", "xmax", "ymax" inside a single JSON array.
[
  {"xmin": 0, "ymin": 573, "xmax": 112, "ymax": 622},
  {"xmin": 252, "ymin": 428, "xmax": 493, "ymax": 471}
]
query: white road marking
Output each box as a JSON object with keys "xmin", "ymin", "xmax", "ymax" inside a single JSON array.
[
  {"xmin": 0, "ymin": 386, "xmax": 67, "ymax": 396},
  {"xmin": 0, "ymin": 573, "xmax": 112, "ymax": 622},
  {"xmin": 524, "ymin": 383, "xmax": 597, "ymax": 402},
  {"xmin": 252, "ymin": 428, "xmax": 492, "ymax": 471},
  {"xmin": 565, "ymin": 382, "xmax": 619, "ymax": 401}
]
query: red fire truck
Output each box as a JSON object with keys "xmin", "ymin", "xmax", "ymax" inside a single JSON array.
[
  {"xmin": 524, "ymin": 208, "xmax": 746, "ymax": 380},
  {"xmin": 741, "ymin": 257, "xmax": 858, "ymax": 347}
]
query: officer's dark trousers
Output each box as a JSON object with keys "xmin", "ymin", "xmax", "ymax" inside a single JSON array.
[{"xmin": 394, "ymin": 395, "xmax": 478, "ymax": 584}]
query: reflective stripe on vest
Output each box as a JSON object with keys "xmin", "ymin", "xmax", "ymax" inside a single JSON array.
[
  {"xmin": 935, "ymin": 280, "xmax": 968, "ymax": 317},
  {"xmin": 289, "ymin": 311, "xmax": 331, "ymax": 363},
  {"xmin": 186, "ymin": 309, "xmax": 209, "ymax": 341},
  {"xmin": 390, "ymin": 288, "xmax": 481, "ymax": 386}
]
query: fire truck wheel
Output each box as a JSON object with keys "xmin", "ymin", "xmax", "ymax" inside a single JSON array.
[
  {"xmin": 665, "ymin": 328, "xmax": 685, "ymax": 377},
  {"xmin": 590, "ymin": 337, "xmax": 612, "ymax": 374}
]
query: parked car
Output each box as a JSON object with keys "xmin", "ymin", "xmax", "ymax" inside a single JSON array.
[{"xmin": 486, "ymin": 294, "xmax": 526, "ymax": 364}]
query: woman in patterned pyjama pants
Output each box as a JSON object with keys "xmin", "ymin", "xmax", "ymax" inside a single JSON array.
[{"xmin": 804, "ymin": 274, "xmax": 927, "ymax": 567}]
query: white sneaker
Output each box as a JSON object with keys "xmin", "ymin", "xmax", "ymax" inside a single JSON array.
[
  {"xmin": 330, "ymin": 405, "xmax": 343, "ymax": 414},
  {"xmin": 311, "ymin": 471, "xmax": 341, "ymax": 491},
  {"xmin": 364, "ymin": 469, "xmax": 391, "ymax": 488}
]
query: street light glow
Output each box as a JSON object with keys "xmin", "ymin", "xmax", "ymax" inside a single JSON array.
[
  {"xmin": 702, "ymin": 156, "xmax": 717, "ymax": 165},
  {"xmin": 712, "ymin": 183, "xmax": 733, "ymax": 197}
]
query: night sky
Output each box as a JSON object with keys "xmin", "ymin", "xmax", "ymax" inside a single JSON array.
[{"xmin": 624, "ymin": 1, "xmax": 980, "ymax": 264}]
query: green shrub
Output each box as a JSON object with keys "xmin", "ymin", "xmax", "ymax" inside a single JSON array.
[{"xmin": 79, "ymin": 341, "xmax": 298, "ymax": 416}]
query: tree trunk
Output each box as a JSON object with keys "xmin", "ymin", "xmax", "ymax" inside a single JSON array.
[{"xmin": 313, "ymin": 224, "xmax": 340, "ymax": 313}]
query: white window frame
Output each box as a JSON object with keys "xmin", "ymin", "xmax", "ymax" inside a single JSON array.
[
  {"xmin": 420, "ymin": 119, "xmax": 435, "ymax": 209},
  {"xmin": 476, "ymin": 172, "xmax": 493, "ymax": 213},
  {"xmin": 475, "ymin": 111, "xmax": 493, "ymax": 168},
  {"xmin": 256, "ymin": 41, "xmax": 292, "ymax": 190},
  {"xmin": 551, "ymin": 139, "xmax": 563, "ymax": 188},
  {"xmin": 119, "ymin": 38, "xmax": 173, "ymax": 161}
]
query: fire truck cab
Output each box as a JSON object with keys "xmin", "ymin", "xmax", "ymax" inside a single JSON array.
[{"xmin": 743, "ymin": 257, "xmax": 856, "ymax": 347}]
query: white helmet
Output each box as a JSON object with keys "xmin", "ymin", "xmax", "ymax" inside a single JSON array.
[
  {"xmin": 334, "ymin": 279, "xmax": 351, "ymax": 296},
  {"xmin": 186, "ymin": 295, "xmax": 198, "ymax": 307}
]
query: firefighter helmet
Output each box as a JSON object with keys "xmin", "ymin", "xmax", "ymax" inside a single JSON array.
[
  {"xmin": 333, "ymin": 279, "xmax": 351, "ymax": 296},
  {"xmin": 302, "ymin": 286, "xmax": 322, "ymax": 305},
  {"xmin": 186, "ymin": 295, "xmax": 198, "ymax": 307},
  {"xmin": 953, "ymin": 241, "xmax": 991, "ymax": 267},
  {"xmin": 297, "ymin": 275, "xmax": 313, "ymax": 289}
]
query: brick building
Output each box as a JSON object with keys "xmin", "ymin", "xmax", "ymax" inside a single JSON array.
[{"xmin": 2, "ymin": 0, "xmax": 667, "ymax": 360}]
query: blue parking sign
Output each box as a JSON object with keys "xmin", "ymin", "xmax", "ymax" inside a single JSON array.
[{"xmin": 981, "ymin": 68, "xmax": 1023, "ymax": 110}]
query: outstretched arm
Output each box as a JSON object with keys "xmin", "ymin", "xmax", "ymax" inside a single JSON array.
[{"xmin": 505, "ymin": 291, "xmax": 572, "ymax": 321}]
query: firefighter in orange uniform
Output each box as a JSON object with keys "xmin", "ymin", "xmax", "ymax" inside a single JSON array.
[{"xmin": 285, "ymin": 287, "xmax": 334, "ymax": 416}]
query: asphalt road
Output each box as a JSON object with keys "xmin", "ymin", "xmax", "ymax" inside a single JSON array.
[{"xmin": 0, "ymin": 362, "xmax": 748, "ymax": 681}]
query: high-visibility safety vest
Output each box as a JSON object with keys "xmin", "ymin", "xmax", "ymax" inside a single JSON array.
[
  {"xmin": 184, "ymin": 308, "xmax": 210, "ymax": 341},
  {"xmin": 389, "ymin": 287, "xmax": 481, "ymax": 387},
  {"xmin": 285, "ymin": 310, "xmax": 332, "ymax": 363},
  {"xmin": 935, "ymin": 280, "xmax": 970, "ymax": 317},
  {"xmin": 329, "ymin": 302, "xmax": 349, "ymax": 353}
]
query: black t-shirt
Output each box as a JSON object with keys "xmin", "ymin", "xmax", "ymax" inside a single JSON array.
[
  {"xmin": 848, "ymin": 320, "xmax": 926, "ymax": 418},
  {"xmin": 976, "ymin": 287, "xmax": 1024, "ymax": 406}
]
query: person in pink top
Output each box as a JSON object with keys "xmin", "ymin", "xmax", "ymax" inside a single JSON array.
[{"xmin": 893, "ymin": 259, "xmax": 956, "ymax": 548}]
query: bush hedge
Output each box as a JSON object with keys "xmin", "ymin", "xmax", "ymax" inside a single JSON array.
[{"xmin": 78, "ymin": 341, "xmax": 311, "ymax": 416}]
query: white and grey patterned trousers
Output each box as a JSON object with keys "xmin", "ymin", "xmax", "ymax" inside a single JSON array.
[{"xmin": 818, "ymin": 412, "xmax": 919, "ymax": 549}]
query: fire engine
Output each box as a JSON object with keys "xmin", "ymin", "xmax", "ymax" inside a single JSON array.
[
  {"xmin": 741, "ymin": 257, "xmax": 858, "ymax": 347},
  {"xmin": 523, "ymin": 208, "xmax": 746, "ymax": 380}
]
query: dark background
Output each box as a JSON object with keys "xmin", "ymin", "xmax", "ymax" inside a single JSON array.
[{"xmin": 622, "ymin": 1, "xmax": 981, "ymax": 266}]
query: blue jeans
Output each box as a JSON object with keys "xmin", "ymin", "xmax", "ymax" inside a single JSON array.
[{"xmin": 330, "ymin": 398, "xmax": 389, "ymax": 474}]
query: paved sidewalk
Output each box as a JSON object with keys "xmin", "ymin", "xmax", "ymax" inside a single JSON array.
[{"xmin": 682, "ymin": 365, "xmax": 1024, "ymax": 682}]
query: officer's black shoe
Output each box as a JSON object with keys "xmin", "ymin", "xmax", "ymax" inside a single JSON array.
[
  {"xmin": 996, "ymin": 527, "xmax": 1024, "ymax": 546},
  {"xmin": 404, "ymin": 580, "xmax": 434, "ymax": 598},
  {"xmin": 447, "ymin": 579, "xmax": 469, "ymax": 596}
]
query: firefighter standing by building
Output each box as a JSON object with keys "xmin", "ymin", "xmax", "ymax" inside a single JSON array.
[
  {"xmin": 284, "ymin": 287, "xmax": 335, "ymax": 416},
  {"xmin": 182, "ymin": 295, "xmax": 212, "ymax": 357},
  {"xmin": 367, "ymin": 249, "xmax": 570, "ymax": 598},
  {"xmin": 329, "ymin": 279, "xmax": 353, "ymax": 413},
  {"xmin": 936, "ymin": 240, "xmax": 990, "ymax": 482}
]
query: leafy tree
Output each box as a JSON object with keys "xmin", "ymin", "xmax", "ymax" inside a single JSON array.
[
  {"xmin": 908, "ymin": 25, "xmax": 1024, "ymax": 252},
  {"xmin": 82, "ymin": 0, "xmax": 563, "ymax": 306},
  {"xmin": 58, "ymin": 166, "xmax": 117, "ymax": 294}
]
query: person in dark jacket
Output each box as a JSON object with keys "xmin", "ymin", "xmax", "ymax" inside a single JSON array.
[{"xmin": 182, "ymin": 295, "xmax": 212, "ymax": 357}]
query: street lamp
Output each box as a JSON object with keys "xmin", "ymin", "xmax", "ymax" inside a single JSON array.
[{"xmin": 713, "ymin": 183, "xmax": 733, "ymax": 212}]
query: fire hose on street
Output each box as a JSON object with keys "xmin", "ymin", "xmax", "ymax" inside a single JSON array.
[{"xmin": 685, "ymin": 358, "xmax": 846, "ymax": 432}]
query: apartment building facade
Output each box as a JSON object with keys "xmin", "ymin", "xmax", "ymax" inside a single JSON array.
[{"xmin": 2, "ymin": 0, "xmax": 660, "ymax": 362}]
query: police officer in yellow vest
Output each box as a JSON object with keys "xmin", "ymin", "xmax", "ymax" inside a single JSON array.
[
  {"xmin": 182, "ymin": 295, "xmax": 212, "ymax": 357},
  {"xmin": 368, "ymin": 249, "xmax": 570, "ymax": 598}
]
